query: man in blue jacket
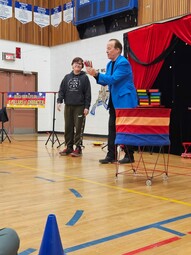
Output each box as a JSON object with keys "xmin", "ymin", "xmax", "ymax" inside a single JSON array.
[{"xmin": 86, "ymin": 38, "xmax": 137, "ymax": 164}]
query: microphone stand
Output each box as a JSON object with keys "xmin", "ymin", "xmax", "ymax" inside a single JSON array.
[{"xmin": 45, "ymin": 92, "xmax": 61, "ymax": 147}]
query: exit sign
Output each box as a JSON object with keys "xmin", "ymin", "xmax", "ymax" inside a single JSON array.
[{"xmin": 2, "ymin": 52, "xmax": 15, "ymax": 61}]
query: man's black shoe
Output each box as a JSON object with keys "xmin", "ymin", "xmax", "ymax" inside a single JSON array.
[
  {"xmin": 119, "ymin": 156, "xmax": 135, "ymax": 164},
  {"xmin": 99, "ymin": 157, "xmax": 116, "ymax": 164}
]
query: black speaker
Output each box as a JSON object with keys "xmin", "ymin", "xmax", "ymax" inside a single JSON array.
[
  {"xmin": 76, "ymin": 8, "xmax": 137, "ymax": 39},
  {"xmin": 0, "ymin": 107, "xmax": 9, "ymax": 123},
  {"xmin": 104, "ymin": 9, "xmax": 137, "ymax": 33},
  {"xmin": 77, "ymin": 19, "xmax": 106, "ymax": 39}
]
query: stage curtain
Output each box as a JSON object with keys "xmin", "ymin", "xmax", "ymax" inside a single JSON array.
[
  {"xmin": 169, "ymin": 15, "xmax": 191, "ymax": 44},
  {"xmin": 125, "ymin": 14, "xmax": 191, "ymax": 89}
]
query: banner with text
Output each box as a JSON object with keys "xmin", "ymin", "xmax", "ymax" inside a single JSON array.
[
  {"xmin": 34, "ymin": 6, "xmax": 50, "ymax": 28},
  {"xmin": 7, "ymin": 92, "xmax": 46, "ymax": 108},
  {"xmin": 15, "ymin": 1, "xmax": 32, "ymax": 24},
  {"xmin": 0, "ymin": 0, "xmax": 12, "ymax": 20},
  {"xmin": 63, "ymin": 1, "xmax": 73, "ymax": 23},
  {"xmin": 51, "ymin": 5, "xmax": 62, "ymax": 27}
]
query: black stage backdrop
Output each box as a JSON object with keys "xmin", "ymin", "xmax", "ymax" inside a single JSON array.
[
  {"xmin": 123, "ymin": 15, "xmax": 191, "ymax": 155},
  {"xmin": 153, "ymin": 39, "xmax": 191, "ymax": 155}
]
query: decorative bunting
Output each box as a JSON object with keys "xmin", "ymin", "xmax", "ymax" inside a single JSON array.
[
  {"xmin": 34, "ymin": 6, "xmax": 50, "ymax": 28},
  {"xmin": 15, "ymin": 1, "xmax": 32, "ymax": 24},
  {"xmin": 51, "ymin": 5, "xmax": 62, "ymax": 27},
  {"xmin": 0, "ymin": 0, "xmax": 12, "ymax": 20},
  {"xmin": 63, "ymin": 1, "xmax": 73, "ymax": 23}
]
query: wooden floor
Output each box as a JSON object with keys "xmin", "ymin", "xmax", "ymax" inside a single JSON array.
[{"xmin": 1, "ymin": 134, "xmax": 191, "ymax": 255}]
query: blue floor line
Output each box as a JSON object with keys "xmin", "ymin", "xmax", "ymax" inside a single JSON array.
[
  {"xmin": 35, "ymin": 176, "xmax": 55, "ymax": 182},
  {"xmin": 69, "ymin": 188, "xmax": 82, "ymax": 198},
  {"xmin": 18, "ymin": 248, "xmax": 36, "ymax": 255},
  {"xmin": 153, "ymin": 213, "xmax": 191, "ymax": 225},
  {"xmin": 156, "ymin": 225, "xmax": 185, "ymax": 236},
  {"xmin": 18, "ymin": 213, "xmax": 191, "ymax": 254},
  {"xmin": 65, "ymin": 213, "xmax": 191, "ymax": 253},
  {"xmin": 66, "ymin": 210, "xmax": 84, "ymax": 226}
]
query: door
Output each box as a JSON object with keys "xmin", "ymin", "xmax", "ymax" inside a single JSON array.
[{"xmin": 0, "ymin": 70, "xmax": 37, "ymax": 134}]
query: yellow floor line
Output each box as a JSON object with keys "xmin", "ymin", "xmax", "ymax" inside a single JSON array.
[{"xmin": 2, "ymin": 160, "xmax": 191, "ymax": 207}]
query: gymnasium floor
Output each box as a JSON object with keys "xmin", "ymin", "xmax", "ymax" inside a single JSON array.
[{"xmin": 0, "ymin": 134, "xmax": 191, "ymax": 255}]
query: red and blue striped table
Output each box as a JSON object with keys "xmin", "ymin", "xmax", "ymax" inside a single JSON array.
[{"xmin": 115, "ymin": 107, "xmax": 171, "ymax": 185}]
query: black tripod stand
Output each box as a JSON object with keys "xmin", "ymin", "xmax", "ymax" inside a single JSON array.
[
  {"xmin": 0, "ymin": 93, "xmax": 11, "ymax": 144},
  {"xmin": 45, "ymin": 92, "xmax": 61, "ymax": 147},
  {"xmin": 0, "ymin": 121, "xmax": 11, "ymax": 143}
]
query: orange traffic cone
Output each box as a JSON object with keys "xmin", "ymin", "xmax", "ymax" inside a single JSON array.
[{"xmin": 38, "ymin": 214, "xmax": 65, "ymax": 255}]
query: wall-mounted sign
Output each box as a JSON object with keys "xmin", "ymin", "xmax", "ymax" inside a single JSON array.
[
  {"xmin": 0, "ymin": 0, "xmax": 12, "ymax": 20},
  {"xmin": 51, "ymin": 5, "xmax": 62, "ymax": 27},
  {"xmin": 15, "ymin": 1, "xmax": 32, "ymax": 24},
  {"xmin": 63, "ymin": 2, "xmax": 73, "ymax": 24},
  {"xmin": 34, "ymin": 6, "xmax": 50, "ymax": 28},
  {"xmin": 2, "ymin": 52, "xmax": 15, "ymax": 61},
  {"xmin": 7, "ymin": 92, "xmax": 46, "ymax": 108}
]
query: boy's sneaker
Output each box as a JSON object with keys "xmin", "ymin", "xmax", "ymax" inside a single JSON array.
[
  {"xmin": 59, "ymin": 148, "xmax": 73, "ymax": 156},
  {"xmin": 71, "ymin": 147, "xmax": 82, "ymax": 157}
]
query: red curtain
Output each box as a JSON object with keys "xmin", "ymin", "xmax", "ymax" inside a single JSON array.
[
  {"xmin": 126, "ymin": 14, "xmax": 191, "ymax": 89},
  {"xmin": 169, "ymin": 15, "xmax": 191, "ymax": 44}
]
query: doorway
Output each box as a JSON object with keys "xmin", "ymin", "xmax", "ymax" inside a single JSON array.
[{"xmin": 0, "ymin": 70, "xmax": 37, "ymax": 134}]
